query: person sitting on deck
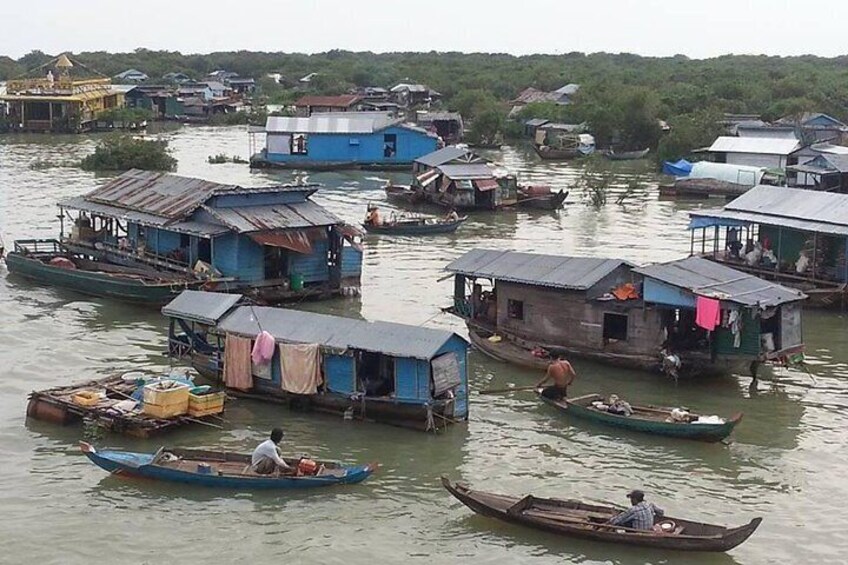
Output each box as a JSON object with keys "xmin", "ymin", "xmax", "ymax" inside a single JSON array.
[
  {"xmin": 251, "ymin": 428, "xmax": 292, "ymax": 475},
  {"xmin": 536, "ymin": 357, "xmax": 576, "ymax": 400},
  {"xmin": 606, "ymin": 394, "xmax": 633, "ymax": 416},
  {"xmin": 445, "ymin": 208, "xmax": 460, "ymax": 222},
  {"xmin": 607, "ymin": 490, "xmax": 664, "ymax": 530}
]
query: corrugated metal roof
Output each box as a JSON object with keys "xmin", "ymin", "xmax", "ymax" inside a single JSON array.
[
  {"xmin": 265, "ymin": 113, "xmax": 399, "ymax": 134},
  {"xmin": 85, "ymin": 170, "xmax": 238, "ymax": 220},
  {"xmin": 418, "ymin": 111, "xmax": 462, "ymax": 122},
  {"xmin": 524, "ymin": 118, "xmax": 550, "ymax": 127},
  {"xmin": 202, "ymin": 201, "xmax": 341, "ymax": 233},
  {"xmin": 216, "ymin": 304, "xmax": 464, "ymax": 360},
  {"xmin": 414, "ymin": 146, "xmax": 476, "ymax": 167},
  {"xmin": 709, "ymin": 136, "xmax": 800, "ymax": 155},
  {"xmin": 438, "ymin": 163, "xmax": 494, "ymax": 180},
  {"xmin": 444, "ymin": 249, "xmax": 631, "ymax": 291},
  {"xmin": 162, "ymin": 291, "xmax": 243, "ymax": 325},
  {"xmin": 690, "ymin": 185, "xmax": 848, "ymax": 236},
  {"xmin": 634, "ymin": 257, "xmax": 806, "ymax": 307},
  {"xmin": 58, "ymin": 195, "xmax": 229, "ymax": 237}
]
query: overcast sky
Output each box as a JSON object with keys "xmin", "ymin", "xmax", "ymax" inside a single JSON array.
[{"xmin": 2, "ymin": 0, "xmax": 846, "ymax": 59}]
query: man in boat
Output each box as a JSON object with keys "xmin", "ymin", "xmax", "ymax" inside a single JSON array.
[
  {"xmin": 607, "ymin": 490, "xmax": 664, "ymax": 530},
  {"xmin": 444, "ymin": 208, "xmax": 460, "ymax": 222},
  {"xmin": 251, "ymin": 428, "xmax": 293, "ymax": 475},
  {"xmin": 536, "ymin": 357, "xmax": 576, "ymax": 400},
  {"xmin": 364, "ymin": 204, "xmax": 383, "ymax": 226}
]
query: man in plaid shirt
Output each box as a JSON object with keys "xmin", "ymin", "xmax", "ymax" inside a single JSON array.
[{"xmin": 608, "ymin": 490, "xmax": 664, "ymax": 530}]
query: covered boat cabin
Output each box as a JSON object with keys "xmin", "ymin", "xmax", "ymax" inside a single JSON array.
[
  {"xmin": 163, "ymin": 291, "xmax": 469, "ymax": 431},
  {"xmin": 52, "ymin": 169, "xmax": 361, "ymax": 303},
  {"xmin": 249, "ymin": 112, "xmax": 438, "ymax": 170},
  {"xmin": 413, "ymin": 161, "xmax": 518, "ymax": 210},
  {"xmin": 689, "ymin": 185, "xmax": 848, "ymax": 308},
  {"xmin": 445, "ymin": 249, "xmax": 806, "ymax": 377}
]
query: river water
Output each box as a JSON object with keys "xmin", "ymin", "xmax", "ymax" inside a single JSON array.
[{"xmin": 1, "ymin": 126, "xmax": 846, "ymax": 564}]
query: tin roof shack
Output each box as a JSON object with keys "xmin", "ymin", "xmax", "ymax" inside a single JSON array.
[
  {"xmin": 163, "ymin": 290, "xmax": 469, "ymax": 431},
  {"xmin": 417, "ymin": 111, "xmax": 464, "ymax": 145},
  {"xmin": 7, "ymin": 170, "xmax": 362, "ymax": 304},
  {"xmin": 412, "ymin": 145, "xmax": 482, "ymax": 174},
  {"xmin": 1, "ymin": 54, "xmax": 125, "ymax": 133},
  {"xmin": 689, "ymin": 185, "xmax": 848, "ymax": 309},
  {"xmin": 390, "ymin": 83, "xmax": 440, "ymax": 108},
  {"xmin": 707, "ymin": 136, "xmax": 801, "ymax": 169},
  {"xmin": 250, "ymin": 112, "xmax": 438, "ymax": 170},
  {"xmin": 788, "ymin": 152, "xmax": 848, "ymax": 191},
  {"xmin": 634, "ymin": 257, "xmax": 806, "ymax": 377},
  {"xmin": 293, "ymin": 94, "xmax": 362, "ymax": 116},
  {"xmin": 776, "ymin": 112, "xmax": 848, "ymax": 144},
  {"xmin": 125, "ymin": 85, "xmax": 175, "ymax": 120},
  {"xmin": 414, "ymin": 162, "xmax": 518, "ymax": 210},
  {"xmin": 445, "ymin": 249, "xmax": 665, "ymax": 372},
  {"xmin": 445, "ymin": 249, "xmax": 805, "ymax": 378}
]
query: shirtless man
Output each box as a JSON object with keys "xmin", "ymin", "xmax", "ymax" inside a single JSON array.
[{"xmin": 536, "ymin": 357, "xmax": 576, "ymax": 400}]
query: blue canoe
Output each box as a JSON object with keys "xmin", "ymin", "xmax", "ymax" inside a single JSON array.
[{"xmin": 80, "ymin": 442, "xmax": 377, "ymax": 490}]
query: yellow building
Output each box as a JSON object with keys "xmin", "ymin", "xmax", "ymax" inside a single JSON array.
[{"xmin": 1, "ymin": 54, "xmax": 125, "ymax": 133}]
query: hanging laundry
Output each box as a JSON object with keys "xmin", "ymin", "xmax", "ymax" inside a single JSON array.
[
  {"xmin": 728, "ymin": 310, "xmax": 742, "ymax": 348},
  {"xmin": 695, "ymin": 296, "xmax": 721, "ymax": 331},
  {"xmin": 279, "ymin": 343, "xmax": 322, "ymax": 395},
  {"xmin": 224, "ymin": 334, "xmax": 253, "ymax": 391},
  {"xmin": 251, "ymin": 330, "xmax": 276, "ymax": 365},
  {"xmin": 612, "ymin": 283, "xmax": 639, "ymax": 301}
]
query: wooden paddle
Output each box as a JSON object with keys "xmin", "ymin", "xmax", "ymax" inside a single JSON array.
[{"xmin": 479, "ymin": 385, "xmax": 539, "ymax": 395}]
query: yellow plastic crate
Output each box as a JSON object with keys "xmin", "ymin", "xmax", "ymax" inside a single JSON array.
[
  {"xmin": 188, "ymin": 391, "xmax": 225, "ymax": 417},
  {"xmin": 143, "ymin": 381, "xmax": 190, "ymax": 419}
]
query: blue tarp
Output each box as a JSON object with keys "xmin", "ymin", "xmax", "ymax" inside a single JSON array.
[{"xmin": 662, "ymin": 159, "xmax": 693, "ymax": 177}]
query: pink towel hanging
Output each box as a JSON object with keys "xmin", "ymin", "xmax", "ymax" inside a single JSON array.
[{"xmin": 695, "ymin": 296, "xmax": 721, "ymax": 331}]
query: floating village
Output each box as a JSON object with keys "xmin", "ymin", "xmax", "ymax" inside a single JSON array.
[{"xmin": 3, "ymin": 52, "xmax": 848, "ymax": 559}]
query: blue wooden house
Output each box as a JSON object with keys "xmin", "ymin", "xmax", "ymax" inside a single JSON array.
[
  {"xmin": 163, "ymin": 291, "xmax": 469, "ymax": 431},
  {"xmin": 250, "ymin": 112, "xmax": 439, "ymax": 170},
  {"xmin": 7, "ymin": 169, "xmax": 362, "ymax": 304}
]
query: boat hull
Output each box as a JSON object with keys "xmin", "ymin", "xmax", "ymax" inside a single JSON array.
[
  {"xmin": 81, "ymin": 443, "xmax": 376, "ymax": 490},
  {"xmin": 517, "ymin": 189, "xmax": 568, "ymax": 210},
  {"xmin": 362, "ymin": 217, "xmax": 466, "ymax": 235},
  {"xmin": 442, "ymin": 478, "xmax": 761, "ymax": 552},
  {"xmin": 539, "ymin": 393, "xmax": 741, "ymax": 442},
  {"xmin": 605, "ymin": 148, "xmax": 650, "ymax": 161},
  {"xmin": 5, "ymin": 252, "xmax": 190, "ymax": 304},
  {"xmin": 533, "ymin": 144, "xmax": 585, "ymax": 160}
]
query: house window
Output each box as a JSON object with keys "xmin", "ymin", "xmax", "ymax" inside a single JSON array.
[
  {"xmin": 291, "ymin": 134, "xmax": 308, "ymax": 154},
  {"xmin": 603, "ymin": 313, "xmax": 628, "ymax": 341},
  {"xmin": 384, "ymin": 133, "xmax": 397, "ymax": 158},
  {"xmin": 507, "ymin": 299, "xmax": 524, "ymax": 320}
]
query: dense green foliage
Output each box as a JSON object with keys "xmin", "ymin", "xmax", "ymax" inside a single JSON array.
[
  {"xmin": 80, "ymin": 135, "xmax": 177, "ymax": 171},
  {"xmin": 7, "ymin": 49, "xmax": 848, "ymax": 155},
  {"xmin": 97, "ymin": 107, "xmax": 152, "ymax": 124}
]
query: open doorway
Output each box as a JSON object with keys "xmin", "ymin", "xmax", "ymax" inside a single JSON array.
[
  {"xmin": 263, "ymin": 246, "xmax": 288, "ymax": 280},
  {"xmin": 357, "ymin": 351, "xmax": 395, "ymax": 397}
]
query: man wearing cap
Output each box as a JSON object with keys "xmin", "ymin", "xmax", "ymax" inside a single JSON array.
[
  {"xmin": 251, "ymin": 427, "xmax": 293, "ymax": 475},
  {"xmin": 607, "ymin": 490, "xmax": 664, "ymax": 530}
]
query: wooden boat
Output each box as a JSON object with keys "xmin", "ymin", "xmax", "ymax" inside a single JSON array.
[
  {"xmin": 533, "ymin": 144, "xmax": 584, "ymax": 160},
  {"xmin": 384, "ymin": 184, "xmax": 425, "ymax": 205},
  {"xmin": 442, "ymin": 477, "xmax": 762, "ymax": 552},
  {"xmin": 362, "ymin": 215, "xmax": 467, "ymax": 235},
  {"xmin": 6, "ymin": 240, "xmax": 201, "ymax": 303},
  {"xmin": 539, "ymin": 392, "xmax": 742, "ymax": 442},
  {"xmin": 605, "ymin": 148, "xmax": 650, "ymax": 161},
  {"xmin": 518, "ymin": 188, "xmax": 568, "ymax": 210},
  {"xmin": 80, "ymin": 442, "xmax": 377, "ymax": 490}
]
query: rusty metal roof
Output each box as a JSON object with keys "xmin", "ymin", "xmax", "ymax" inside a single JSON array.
[
  {"xmin": 445, "ymin": 249, "xmax": 632, "ymax": 290},
  {"xmin": 202, "ymin": 201, "xmax": 342, "ymax": 233},
  {"xmin": 438, "ymin": 163, "xmax": 495, "ymax": 180},
  {"xmin": 294, "ymin": 94, "xmax": 361, "ymax": 107}
]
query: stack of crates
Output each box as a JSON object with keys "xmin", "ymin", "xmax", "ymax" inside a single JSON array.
[
  {"xmin": 188, "ymin": 389, "xmax": 226, "ymax": 417},
  {"xmin": 143, "ymin": 381, "xmax": 191, "ymax": 419}
]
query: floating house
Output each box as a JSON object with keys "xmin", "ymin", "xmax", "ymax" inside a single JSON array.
[
  {"xmin": 776, "ymin": 112, "xmax": 848, "ymax": 144},
  {"xmin": 412, "ymin": 145, "xmax": 482, "ymax": 174},
  {"xmin": 445, "ymin": 249, "xmax": 805, "ymax": 378},
  {"xmin": 417, "ymin": 111, "xmax": 464, "ymax": 144},
  {"xmin": 293, "ymin": 94, "xmax": 362, "ymax": 116},
  {"xmin": 1, "ymin": 54, "xmax": 126, "ymax": 133},
  {"xmin": 125, "ymin": 85, "xmax": 174, "ymax": 119},
  {"xmin": 707, "ymin": 136, "xmax": 800, "ymax": 169},
  {"xmin": 689, "ymin": 185, "xmax": 848, "ymax": 308},
  {"xmin": 163, "ymin": 290, "xmax": 469, "ymax": 431},
  {"xmin": 114, "ymin": 69, "xmax": 149, "ymax": 82},
  {"xmin": 413, "ymin": 162, "xmax": 518, "ymax": 210},
  {"xmin": 250, "ymin": 112, "xmax": 439, "ymax": 170},
  {"xmin": 6, "ymin": 170, "xmax": 362, "ymax": 304},
  {"xmin": 390, "ymin": 83, "xmax": 440, "ymax": 107}
]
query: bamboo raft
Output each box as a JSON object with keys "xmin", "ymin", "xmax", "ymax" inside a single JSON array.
[{"xmin": 26, "ymin": 374, "xmax": 224, "ymax": 438}]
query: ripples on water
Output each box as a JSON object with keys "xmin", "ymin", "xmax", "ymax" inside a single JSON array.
[{"xmin": 2, "ymin": 126, "xmax": 848, "ymax": 564}]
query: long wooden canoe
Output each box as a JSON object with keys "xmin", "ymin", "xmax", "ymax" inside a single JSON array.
[
  {"xmin": 539, "ymin": 392, "xmax": 742, "ymax": 442},
  {"xmin": 442, "ymin": 477, "xmax": 761, "ymax": 552},
  {"xmin": 81, "ymin": 442, "xmax": 377, "ymax": 490},
  {"xmin": 362, "ymin": 216, "xmax": 466, "ymax": 235}
]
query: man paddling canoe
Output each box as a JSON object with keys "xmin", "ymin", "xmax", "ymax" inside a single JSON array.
[{"xmin": 535, "ymin": 357, "xmax": 576, "ymax": 400}]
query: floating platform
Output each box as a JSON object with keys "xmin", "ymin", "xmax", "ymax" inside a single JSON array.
[{"xmin": 26, "ymin": 375, "xmax": 224, "ymax": 438}]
